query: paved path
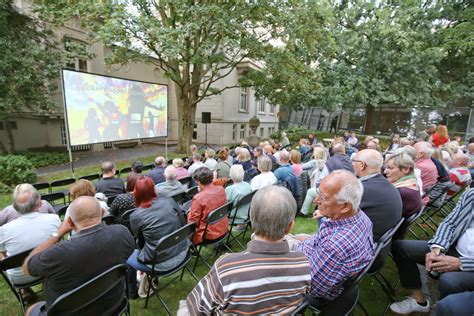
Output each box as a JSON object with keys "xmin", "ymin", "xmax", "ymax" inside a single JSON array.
[{"xmin": 37, "ymin": 143, "xmax": 178, "ymax": 175}]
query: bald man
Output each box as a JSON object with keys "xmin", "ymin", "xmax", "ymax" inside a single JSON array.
[
  {"xmin": 23, "ymin": 196, "xmax": 135, "ymax": 316},
  {"xmin": 447, "ymin": 152, "xmax": 472, "ymax": 196},
  {"xmin": 352, "ymin": 149, "xmax": 402, "ymax": 241}
]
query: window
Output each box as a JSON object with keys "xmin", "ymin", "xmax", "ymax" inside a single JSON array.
[
  {"xmin": 240, "ymin": 124, "xmax": 246, "ymax": 139},
  {"xmin": 193, "ymin": 123, "xmax": 197, "ymax": 140},
  {"xmin": 269, "ymin": 103, "xmax": 276, "ymax": 115},
  {"xmin": 239, "ymin": 87, "xmax": 248, "ymax": 112},
  {"xmin": 260, "ymin": 127, "xmax": 264, "ymax": 137},
  {"xmin": 8, "ymin": 121, "xmax": 17, "ymax": 130},
  {"xmin": 60, "ymin": 121, "xmax": 67, "ymax": 145},
  {"xmin": 0, "ymin": 122, "xmax": 3, "ymax": 130},
  {"xmin": 257, "ymin": 98, "xmax": 265, "ymax": 113},
  {"xmin": 64, "ymin": 38, "xmax": 88, "ymax": 71},
  {"xmin": 232, "ymin": 124, "xmax": 237, "ymax": 141}
]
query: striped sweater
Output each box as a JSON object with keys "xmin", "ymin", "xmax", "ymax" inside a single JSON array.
[
  {"xmin": 186, "ymin": 240, "xmax": 311, "ymax": 315},
  {"xmin": 428, "ymin": 188, "xmax": 474, "ymax": 271}
]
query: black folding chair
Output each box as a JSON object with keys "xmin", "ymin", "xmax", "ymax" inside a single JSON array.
[
  {"xmin": 47, "ymin": 264, "xmax": 130, "ymax": 316},
  {"xmin": 32, "ymin": 182, "xmax": 50, "ymax": 194},
  {"xmin": 224, "ymin": 179, "xmax": 234, "ymax": 188},
  {"xmin": 50, "ymin": 178, "xmax": 76, "ymax": 201},
  {"xmin": 119, "ymin": 208, "xmax": 137, "ymax": 231},
  {"xmin": 293, "ymin": 243, "xmax": 383, "ymax": 316},
  {"xmin": 226, "ymin": 190, "xmax": 257, "ymax": 250},
  {"xmin": 192, "ymin": 202, "xmax": 233, "ymax": 272},
  {"xmin": 107, "ymin": 194, "xmax": 119, "ymax": 207},
  {"xmin": 0, "ymin": 248, "xmax": 43, "ymax": 315},
  {"xmin": 178, "ymin": 176, "xmax": 192, "ymax": 188},
  {"xmin": 79, "ymin": 173, "xmax": 101, "ymax": 182},
  {"xmin": 102, "ymin": 215, "xmax": 117, "ymax": 225},
  {"xmin": 171, "ymin": 191, "xmax": 187, "ymax": 205},
  {"xmin": 56, "ymin": 205, "xmax": 69, "ymax": 217},
  {"xmin": 119, "ymin": 167, "xmax": 132, "ymax": 182},
  {"xmin": 420, "ymin": 182, "xmax": 453, "ymax": 233},
  {"xmin": 41, "ymin": 192, "xmax": 67, "ymax": 214},
  {"xmin": 439, "ymin": 180, "xmax": 472, "ymax": 216},
  {"xmin": 185, "ymin": 186, "xmax": 199, "ymax": 200},
  {"xmin": 142, "ymin": 164, "xmax": 154, "ymax": 171},
  {"xmin": 143, "ymin": 223, "xmax": 198, "ymax": 313}
]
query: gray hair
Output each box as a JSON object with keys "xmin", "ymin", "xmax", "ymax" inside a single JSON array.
[
  {"xmin": 155, "ymin": 156, "xmax": 167, "ymax": 167},
  {"xmin": 206, "ymin": 149, "xmax": 216, "ymax": 158},
  {"xmin": 358, "ymin": 149, "xmax": 383, "ymax": 169},
  {"xmin": 395, "ymin": 145, "xmax": 416, "ymax": 160},
  {"xmin": 414, "ymin": 141, "xmax": 434, "ymax": 158},
  {"xmin": 279, "ymin": 150, "xmax": 290, "ymax": 162},
  {"xmin": 164, "ymin": 165, "xmax": 177, "ymax": 181},
  {"xmin": 172, "ymin": 158, "xmax": 185, "ymax": 168},
  {"xmin": 332, "ymin": 143, "xmax": 346, "ymax": 155},
  {"xmin": 331, "ymin": 170, "xmax": 364, "ymax": 211},
  {"xmin": 13, "ymin": 184, "xmax": 41, "ymax": 215},
  {"xmin": 238, "ymin": 148, "xmax": 251, "ymax": 162},
  {"xmin": 250, "ymin": 185, "xmax": 296, "ymax": 241},
  {"xmin": 385, "ymin": 152, "xmax": 415, "ymax": 172},
  {"xmin": 229, "ymin": 164, "xmax": 244, "ymax": 182},
  {"xmin": 257, "ymin": 155, "xmax": 273, "ymax": 172}
]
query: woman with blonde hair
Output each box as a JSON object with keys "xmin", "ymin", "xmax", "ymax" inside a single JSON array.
[
  {"xmin": 290, "ymin": 149, "xmax": 303, "ymax": 176},
  {"xmin": 299, "ymin": 146, "xmax": 328, "ymax": 216},
  {"xmin": 280, "ymin": 131, "xmax": 290, "ymax": 147},
  {"xmin": 431, "ymin": 125, "xmax": 449, "ymax": 148}
]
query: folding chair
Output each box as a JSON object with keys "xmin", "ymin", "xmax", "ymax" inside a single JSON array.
[
  {"xmin": 421, "ymin": 182, "xmax": 453, "ymax": 233},
  {"xmin": 225, "ymin": 179, "xmax": 234, "ymax": 188},
  {"xmin": 41, "ymin": 192, "xmax": 67, "ymax": 214},
  {"xmin": 226, "ymin": 190, "xmax": 257, "ymax": 250},
  {"xmin": 293, "ymin": 243, "xmax": 383, "ymax": 316},
  {"xmin": 107, "ymin": 194, "xmax": 118, "ymax": 207},
  {"xmin": 192, "ymin": 202, "xmax": 233, "ymax": 272},
  {"xmin": 178, "ymin": 176, "xmax": 192, "ymax": 188},
  {"xmin": 79, "ymin": 173, "xmax": 101, "ymax": 182},
  {"xmin": 185, "ymin": 186, "xmax": 199, "ymax": 200},
  {"xmin": 142, "ymin": 164, "xmax": 154, "ymax": 171},
  {"xmin": 102, "ymin": 215, "xmax": 117, "ymax": 225},
  {"xmin": 119, "ymin": 167, "xmax": 132, "ymax": 182},
  {"xmin": 32, "ymin": 182, "xmax": 50, "ymax": 194},
  {"xmin": 119, "ymin": 208, "xmax": 137, "ymax": 231},
  {"xmin": 56, "ymin": 205, "xmax": 69, "ymax": 217},
  {"xmin": 439, "ymin": 180, "xmax": 472, "ymax": 216},
  {"xmin": 171, "ymin": 191, "xmax": 187, "ymax": 205},
  {"xmin": 404, "ymin": 206, "xmax": 426, "ymax": 240},
  {"xmin": 50, "ymin": 178, "xmax": 76, "ymax": 201},
  {"xmin": 47, "ymin": 264, "xmax": 130, "ymax": 316},
  {"xmin": 142, "ymin": 223, "xmax": 198, "ymax": 313},
  {"xmin": 0, "ymin": 248, "xmax": 43, "ymax": 315}
]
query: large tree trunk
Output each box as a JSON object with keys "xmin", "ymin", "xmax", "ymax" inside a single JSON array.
[
  {"xmin": 176, "ymin": 91, "xmax": 197, "ymax": 153},
  {"xmin": 3, "ymin": 120, "xmax": 15, "ymax": 154},
  {"xmin": 364, "ymin": 104, "xmax": 375, "ymax": 135}
]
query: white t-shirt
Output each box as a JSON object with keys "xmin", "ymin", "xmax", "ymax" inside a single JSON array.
[
  {"xmin": 250, "ymin": 172, "xmax": 277, "ymax": 191},
  {"xmin": 204, "ymin": 158, "xmax": 218, "ymax": 171},
  {"xmin": 0, "ymin": 212, "xmax": 60, "ymax": 281},
  {"xmin": 456, "ymin": 212, "xmax": 474, "ymax": 259},
  {"xmin": 188, "ymin": 162, "xmax": 207, "ymax": 176}
]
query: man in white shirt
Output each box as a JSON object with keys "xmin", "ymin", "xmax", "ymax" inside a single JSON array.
[
  {"xmin": 204, "ymin": 149, "xmax": 218, "ymax": 170},
  {"xmin": 0, "ymin": 184, "xmax": 60, "ymax": 285},
  {"xmin": 188, "ymin": 153, "xmax": 207, "ymax": 176}
]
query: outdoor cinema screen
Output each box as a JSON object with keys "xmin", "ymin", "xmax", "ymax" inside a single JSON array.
[{"xmin": 62, "ymin": 69, "xmax": 168, "ymax": 146}]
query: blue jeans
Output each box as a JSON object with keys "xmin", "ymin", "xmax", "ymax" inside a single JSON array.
[{"xmin": 436, "ymin": 291, "xmax": 474, "ymax": 316}]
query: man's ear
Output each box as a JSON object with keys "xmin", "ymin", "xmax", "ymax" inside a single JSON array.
[
  {"xmin": 67, "ymin": 216, "xmax": 76, "ymax": 229},
  {"xmin": 285, "ymin": 220, "xmax": 295, "ymax": 235},
  {"xmin": 340, "ymin": 202, "xmax": 352, "ymax": 214}
]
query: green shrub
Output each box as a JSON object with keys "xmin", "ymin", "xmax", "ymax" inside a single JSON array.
[
  {"xmin": 0, "ymin": 182, "xmax": 12, "ymax": 194},
  {"xmin": 0, "ymin": 155, "xmax": 37, "ymax": 186},
  {"xmin": 19, "ymin": 151, "xmax": 69, "ymax": 168}
]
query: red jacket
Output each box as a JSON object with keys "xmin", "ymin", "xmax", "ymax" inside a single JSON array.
[{"xmin": 188, "ymin": 184, "xmax": 228, "ymax": 245}]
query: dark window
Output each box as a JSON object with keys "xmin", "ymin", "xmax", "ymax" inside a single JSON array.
[{"xmin": 8, "ymin": 121, "xmax": 17, "ymax": 130}]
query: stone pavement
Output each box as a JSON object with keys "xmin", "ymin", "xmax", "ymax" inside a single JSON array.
[{"xmin": 37, "ymin": 143, "xmax": 178, "ymax": 176}]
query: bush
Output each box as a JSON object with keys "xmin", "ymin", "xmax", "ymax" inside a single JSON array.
[
  {"xmin": 0, "ymin": 155, "xmax": 37, "ymax": 186},
  {"xmin": 0, "ymin": 182, "xmax": 12, "ymax": 194},
  {"xmin": 19, "ymin": 151, "xmax": 69, "ymax": 168}
]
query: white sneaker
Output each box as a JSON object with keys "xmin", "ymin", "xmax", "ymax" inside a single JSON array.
[{"xmin": 390, "ymin": 297, "xmax": 430, "ymax": 314}]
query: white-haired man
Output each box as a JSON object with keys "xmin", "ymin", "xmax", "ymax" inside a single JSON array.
[
  {"xmin": 413, "ymin": 141, "xmax": 439, "ymax": 196},
  {"xmin": 294, "ymin": 171, "xmax": 374, "ymax": 310},
  {"xmin": 155, "ymin": 166, "xmax": 187, "ymax": 197},
  {"xmin": 352, "ymin": 149, "xmax": 403, "ymax": 241}
]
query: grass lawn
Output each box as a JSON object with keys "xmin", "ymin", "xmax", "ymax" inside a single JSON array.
[{"xmin": 0, "ymin": 150, "xmax": 443, "ymax": 315}]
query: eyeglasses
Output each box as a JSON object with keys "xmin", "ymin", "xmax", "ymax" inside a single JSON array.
[{"xmin": 351, "ymin": 159, "xmax": 365, "ymax": 164}]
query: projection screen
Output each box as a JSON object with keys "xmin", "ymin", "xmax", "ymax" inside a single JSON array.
[{"xmin": 62, "ymin": 69, "xmax": 168, "ymax": 146}]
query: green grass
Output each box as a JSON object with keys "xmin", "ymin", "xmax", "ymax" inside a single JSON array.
[{"xmin": 0, "ymin": 150, "xmax": 448, "ymax": 316}]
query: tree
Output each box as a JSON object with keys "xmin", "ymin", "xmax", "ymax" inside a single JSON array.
[
  {"xmin": 0, "ymin": 0, "xmax": 63, "ymax": 153},
  {"xmin": 37, "ymin": 1, "xmax": 330, "ymax": 151}
]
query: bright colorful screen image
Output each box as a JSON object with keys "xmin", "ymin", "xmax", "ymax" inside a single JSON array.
[{"xmin": 62, "ymin": 69, "xmax": 168, "ymax": 146}]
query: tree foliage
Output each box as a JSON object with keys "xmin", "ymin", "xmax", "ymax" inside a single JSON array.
[{"xmin": 0, "ymin": 0, "xmax": 63, "ymax": 153}]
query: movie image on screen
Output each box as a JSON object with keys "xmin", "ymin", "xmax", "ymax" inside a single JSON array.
[{"xmin": 62, "ymin": 69, "xmax": 168, "ymax": 146}]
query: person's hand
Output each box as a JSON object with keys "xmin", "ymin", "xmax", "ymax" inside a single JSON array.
[
  {"xmin": 313, "ymin": 210, "xmax": 323, "ymax": 220},
  {"xmin": 58, "ymin": 218, "xmax": 74, "ymax": 236},
  {"xmin": 425, "ymin": 248, "xmax": 442, "ymax": 270},
  {"xmin": 430, "ymin": 255, "xmax": 461, "ymax": 273}
]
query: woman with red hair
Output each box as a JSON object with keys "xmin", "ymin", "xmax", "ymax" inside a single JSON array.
[
  {"xmin": 431, "ymin": 125, "xmax": 449, "ymax": 148},
  {"xmin": 126, "ymin": 176, "xmax": 188, "ymax": 297}
]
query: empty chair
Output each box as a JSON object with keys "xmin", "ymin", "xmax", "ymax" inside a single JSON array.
[
  {"xmin": 32, "ymin": 182, "xmax": 50, "ymax": 194},
  {"xmin": 178, "ymin": 176, "xmax": 192, "ymax": 188},
  {"xmin": 50, "ymin": 178, "xmax": 76, "ymax": 201},
  {"xmin": 79, "ymin": 174, "xmax": 101, "ymax": 182},
  {"xmin": 41, "ymin": 192, "xmax": 67, "ymax": 214}
]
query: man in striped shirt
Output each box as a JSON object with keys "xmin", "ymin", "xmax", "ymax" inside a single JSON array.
[
  {"xmin": 295, "ymin": 170, "xmax": 375, "ymax": 307},
  {"xmin": 447, "ymin": 152, "xmax": 472, "ymax": 196},
  {"xmin": 186, "ymin": 185, "xmax": 311, "ymax": 315},
  {"xmin": 390, "ymin": 188, "xmax": 474, "ymax": 314}
]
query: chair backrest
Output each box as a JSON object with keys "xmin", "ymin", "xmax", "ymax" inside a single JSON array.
[
  {"xmin": 33, "ymin": 182, "xmax": 50, "ymax": 192},
  {"xmin": 207, "ymin": 202, "xmax": 232, "ymax": 226},
  {"xmin": 425, "ymin": 181, "xmax": 453, "ymax": 208},
  {"xmin": 142, "ymin": 164, "xmax": 154, "ymax": 171},
  {"xmin": 102, "ymin": 215, "xmax": 117, "ymax": 225},
  {"xmin": 368, "ymin": 218, "xmax": 404, "ymax": 275},
  {"xmin": 401, "ymin": 206, "xmax": 425, "ymax": 231},
  {"xmin": 225, "ymin": 179, "xmax": 234, "ymax": 188},
  {"xmin": 154, "ymin": 223, "xmax": 196, "ymax": 255},
  {"xmin": 0, "ymin": 248, "xmax": 33, "ymax": 271},
  {"xmin": 120, "ymin": 208, "xmax": 137, "ymax": 223},
  {"xmin": 171, "ymin": 191, "xmax": 187, "ymax": 204},
  {"xmin": 178, "ymin": 176, "xmax": 192, "ymax": 187},
  {"xmin": 41, "ymin": 192, "xmax": 66, "ymax": 205},
  {"xmin": 107, "ymin": 195, "xmax": 118, "ymax": 207},
  {"xmin": 186, "ymin": 186, "xmax": 199, "ymax": 199},
  {"xmin": 57, "ymin": 205, "xmax": 69, "ymax": 217},
  {"xmin": 47, "ymin": 264, "xmax": 128, "ymax": 316},
  {"xmin": 120, "ymin": 167, "xmax": 132, "ymax": 175},
  {"xmin": 50, "ymin": 178, "xmax": 76, "ymax": 188},
  {"xmin": 79, "ymin": 174, "xmax": 101, "ymax": 182},
  {"xmin": 230, "ymin": 190, "xmax": 256, "ymax": 223}
]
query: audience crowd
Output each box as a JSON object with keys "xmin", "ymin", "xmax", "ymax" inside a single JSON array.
[{"xmin": 1, "ymin": 123, "xmax": 473, "ymax": 315}]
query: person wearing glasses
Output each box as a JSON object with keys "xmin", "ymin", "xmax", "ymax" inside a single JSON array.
[{"xmin": 352, "ymin": 149, "xmax": 402, "ymax": 241}]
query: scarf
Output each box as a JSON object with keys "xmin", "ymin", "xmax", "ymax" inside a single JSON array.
[{"xmin": 393, "ymin": 174, "xmax": 419, "ymax": 191}]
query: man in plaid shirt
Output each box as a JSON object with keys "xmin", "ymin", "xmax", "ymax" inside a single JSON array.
[{"xmin": 295, "ymin": 170, "xmax": 375, "ymax": 307}]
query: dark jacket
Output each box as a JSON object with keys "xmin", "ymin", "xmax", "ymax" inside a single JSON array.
[
  {"xmin": 95, "ymin": 177, "xmax": 126, "ymax": 198},
  {"xmin": 147, "ymin": 166, "xmax": 166, "ymax": 184},
  {"xmin": 130, "ymin": 197, "xmax": 188, "ymax": 264},
  {"xmin": 326, "ymin": 154, "xmax": 354, "ymax": 174}
]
